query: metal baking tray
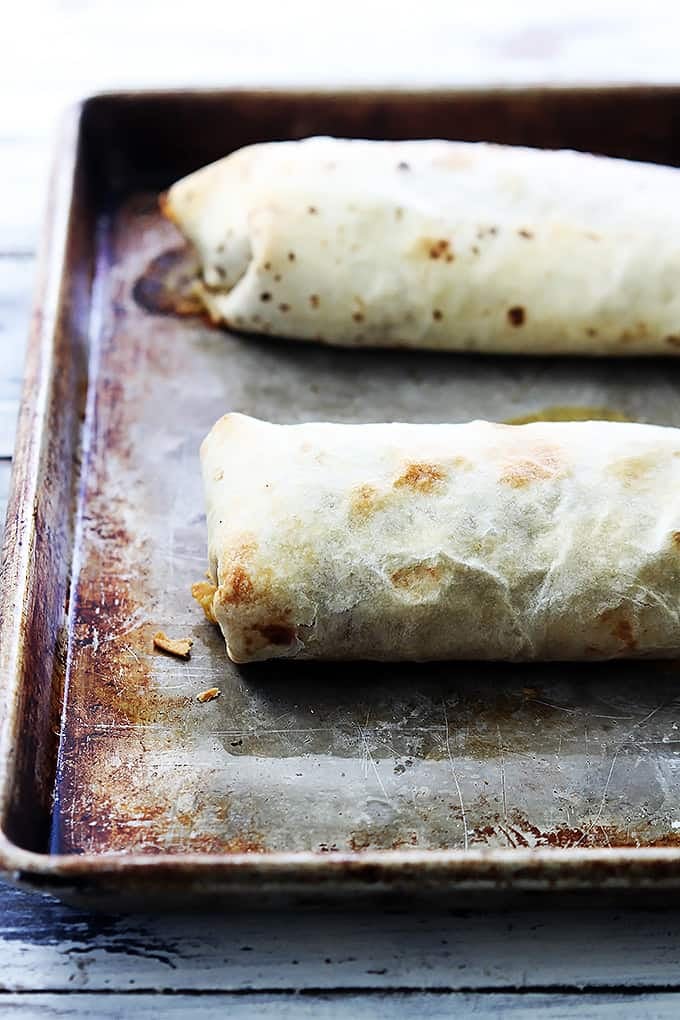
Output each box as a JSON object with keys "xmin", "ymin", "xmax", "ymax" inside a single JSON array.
[{"xmin": 5, "ymin": 87, "xmax": 680, "ymax": 910}]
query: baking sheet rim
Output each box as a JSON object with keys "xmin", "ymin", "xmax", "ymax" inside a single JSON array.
[{"xmin": 4, "ymin": 87, "xmax": 680, "ymax": 896}]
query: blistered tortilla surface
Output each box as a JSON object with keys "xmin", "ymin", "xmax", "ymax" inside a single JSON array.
[{"xmin": 200, "ymin": 414, "xmax": 680, "ymax": 663}]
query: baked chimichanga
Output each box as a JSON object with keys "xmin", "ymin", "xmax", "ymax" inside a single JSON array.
[
  {"xmin": 165, "ymin": 137, "xmax": 680, "ymax": 355},
  {"xmin": 197, "ymin": 413, "xmax": 680, "ymax": 663}
]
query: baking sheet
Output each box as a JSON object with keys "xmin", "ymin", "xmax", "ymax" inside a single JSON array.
[
  {"xmin": 49, "ymin": 191, "xmax": 680, "ymax": 856},
  {"xmin": 6, "ymin": 88, "xmax": 680, "ymax": 907}
]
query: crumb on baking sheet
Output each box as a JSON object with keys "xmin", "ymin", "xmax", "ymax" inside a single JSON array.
[
  {"xmin": 153, "ymin": 631, "xmax": 193, "ymax": 659},
  {"xmin": 197, "ymin": 687, "xmax": 221, "ymax": 703},
  {"xmin": 192, "ymin": 580, "xmax": 218, "ymax": 623}
]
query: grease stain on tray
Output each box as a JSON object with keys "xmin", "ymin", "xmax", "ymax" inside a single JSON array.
[
  {"xmin": 133, "ymin": 246, "xmax": 204, "ymax": 318},
  {"xmin": 505, "ymin": 405, "xmax": 631, "ymax": 425}
]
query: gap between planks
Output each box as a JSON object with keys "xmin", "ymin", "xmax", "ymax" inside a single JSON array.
[{"xmin": 0, "ymin": 990, "xmax": 680, "ymax": 1019}]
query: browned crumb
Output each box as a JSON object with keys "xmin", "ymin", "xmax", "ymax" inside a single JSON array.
[
  {"xmin": 197, "ymin": 687, "xmax": 221, "ymax": 704},
  {"xmin": 192, "ymin": 581, "xmax": 218, "ymax": 624},
  {"xmin": 153, "ymin": 631, "xmax": 193, "ymax": 659}
]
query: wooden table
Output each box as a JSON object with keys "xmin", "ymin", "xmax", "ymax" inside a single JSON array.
[{"xmin": 3, "ymin": 4, "xmax": 680, "ymax": 1015}]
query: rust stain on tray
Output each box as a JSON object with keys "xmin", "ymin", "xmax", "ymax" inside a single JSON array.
[
  {"xmin": 53, "ymin": 206, "xmax": 271, "ymax": 855},
  {"xmin": 470, "ymin": 813, "xmax": 680, "ymax": 850}
]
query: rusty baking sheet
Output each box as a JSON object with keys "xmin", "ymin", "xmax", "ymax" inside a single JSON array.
[{"xmin": 5, "ymin": 88, "xmax": 680, "ymax": 909}]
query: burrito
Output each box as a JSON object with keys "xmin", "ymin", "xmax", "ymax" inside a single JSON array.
[
  {"xmin": 197, "ymin": 413, "xmax": 680, "ymax": 663},
  {"xmin": 164, "ymin": 137, "xmax": 680, "ymax": 355}
]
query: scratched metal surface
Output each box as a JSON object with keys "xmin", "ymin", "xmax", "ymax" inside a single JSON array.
[{"xmin": 47, "ymin": 188, "xmax": 680, "ymax": 856}]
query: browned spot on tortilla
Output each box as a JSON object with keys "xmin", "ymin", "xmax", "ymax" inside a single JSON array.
[
  {"xmin": 352, "ymin": 311, "xmax": 364, "ymax": 322},
  {"xmin": 391, "ymin": 562, "xmax": 443, "ymax": 595},
  {"xmin": 255, "ymin": 623, "xmax": 297, "ymax": 646},
  {"xmin": 518, "ymin": 228, "xmax": 534, "ymax": 239},
  {"xmin": 196, "ymin": 687, "xmax": 221, "ymax": 703},
  {"xmin": 217, "ymin": 538, "xmax": 259, "ymax": 606},
  {"xmin": 612, "ymin": 619, "xmax": 636, "ymax": 649},
  {"xmin": 288, "ymin": 251, "xmax": 296, "ymax": 261},
  {"xmin": 599, "ymin": 608, "xmax": 637, "ymax": 651},
  {"xmin": 274, "ymin": 274, "xmax": 282, "ymax": 282},
  {"xmin": 672, "ymin": 531, "xmax": 680, "ymax": 549},
  {"xmin": 666, "ymin": 335, "xmax": 680, "ymax": 348},
  {"xmin": 260, "ymin": 291, "xmax": 272, "ymax": 302},
  {"xmin": 432, "ymin": 308, "xmax": 443, "ymax": 321},
  {"xmin": 191, "ymin": 581, "xmax": 218, "ymax": 624},
  {"xmin": 263, "ymin": 261, "xmax": 271, "ymax": 271},
  {"xmin": 499, "ymin": 445, "xmax": 564, "ymax": 488},
  {"xmin": 424, "ymin": 238, "xmax": 453, "ymax": 260},
  {"xmin": 394, "ymin": 462, "xmax": 447, "ymax": 493},
  {"xmin": 309, "ymin": 294, "xmax": 320, "ymax": 308},
  {"xmin": 507, "ymin": 306, "xmax": 525, "ymax": 327},
  {"xmin": 218, "ymin": 566, "xmax": 254, "ymax": 605},
  {"xmin": 153, "ymin": 631, "xmax": 193, "ymax": 660},
  {"xmin": 349, "ymin": 484, "xmax": 387, "ymax": 522},
  {"xmin": 610, "ymin": 454, "xmax": 658, "ymax": 485},
  {"xmin": 585, "ymin": 232, "xmax": 601, "ymax": 241},
  {"xmin": 308, "ymin": 205, "xmax": 318, "ymax": 214},
  {"xmin": 279, "ymin": 303, "xmax": 290, "ymax": 313},
  {"xmin": 586, "ymin": 327, "xmax": 598, "ymax": 337}
]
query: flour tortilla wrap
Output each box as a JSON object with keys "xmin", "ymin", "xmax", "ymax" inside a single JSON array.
[
  {"xmin": 165, "ymin": 137, "xmax": 680, "ymax": 355},
  {"xmin": 198, "ymin": 413, "xmax": 680, "ymax": 663}
]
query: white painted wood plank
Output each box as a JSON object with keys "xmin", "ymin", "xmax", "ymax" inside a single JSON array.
[
  {"xmin": 0, "ymin": 141, "xmax": 50, "ymax": 254},
  {"xmin": 0, "ymin": 991, "xmax": 679, "ymax": 1019},
  {"xmin": 0, "ymin": 255, "xmax": 34, "ymax": 458},
  {"xmin": 2, "ymin": 884, "xmax": 680, "ymax": 994}
]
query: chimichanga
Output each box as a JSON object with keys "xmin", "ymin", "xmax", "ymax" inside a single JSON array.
[
  {"xmin": 198, "ymin": 414, "xmax": 680, "ymax": 663},
  {"xmin": 164, "ymin": 137, "xmax": 680, "ymax": 355}
]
